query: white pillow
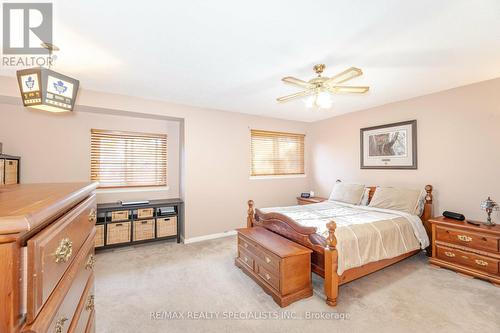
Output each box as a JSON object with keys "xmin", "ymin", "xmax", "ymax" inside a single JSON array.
[
  {"xmin": 414, "ymin": 190, "xmax": 427, "ymax": 216},
  {"xmin": 368, "ymin": 187, "xmax": 422, "ymax": 215},
  {"xmin": 329, "ymin": 183, "xmax": 365, "ymax": 205}
]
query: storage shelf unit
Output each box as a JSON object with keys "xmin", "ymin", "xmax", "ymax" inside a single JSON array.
[
  {"xmin": 0, "ymin": 154, "xmax": 20, "ymax": 186},
  {"xmin": 95, "ymin": 198, "xmax": 183, "ymax": 250}
]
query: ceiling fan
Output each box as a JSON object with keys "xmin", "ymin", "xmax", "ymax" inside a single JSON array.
[{"xmin": 276, "ymin": 64, "xmax": 369, "ymax": 109}]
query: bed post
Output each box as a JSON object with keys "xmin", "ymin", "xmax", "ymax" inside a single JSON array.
[
  {"xmin": 421, "ymin": 185, "xmax": 433, "ymax": 255},
  {"xmin": 324, "ymin": 221, "xmax": 340, "ymax": 306},
  {"xmin": 247, "ymin": 200, "xmax": 255, "ymax": 228}
]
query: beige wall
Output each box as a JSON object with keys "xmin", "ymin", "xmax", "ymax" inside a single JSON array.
[
  {"xmin": 0, "ymin": 104, "xmax": 181, "ymax": 203},
  {"xmin": 0, "ymin": 76, "xmax": 311, "ymax": 239},
  {"xmin": 309, "ymin": 78, "xmax": 500, "ymax": 221}
]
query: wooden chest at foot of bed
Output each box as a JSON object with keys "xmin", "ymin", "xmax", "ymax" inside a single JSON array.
[{"xmin": 235, "ymin": 227, "xmax": 313, "ymax": 307}]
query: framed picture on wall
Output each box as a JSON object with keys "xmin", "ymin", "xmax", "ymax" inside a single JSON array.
[{"xmin": 360, "ymin": 120, "xmax": 417, "ymax": 169}]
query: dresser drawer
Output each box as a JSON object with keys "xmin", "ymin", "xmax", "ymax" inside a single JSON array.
[
  {"xmin": 436, "ymin": 245, "xmax": 499, "ymax": 275},
  {"xmin": 237, "ymin": 246, "xmax": 255, "ymax": 270},
  {"xmin": 25, "ymin": 231, "xmax": 96, "ymax": 332},
  {"xmin": 256, "ymin": 264, "xmax": 280, "ymax": 291},
  {"xmin": 68, "ymin": 276, "xmax": 94, "ymax": 333},
  {"xmin": 436, "ymin": 226, "xmax": 499, "ymax": 253},
  {"xmin": 27, "ymin": 194, "xmax": 97, "ymax": 322},
  {"xmin": 254, "ymin": 247, "xmax": 280, "ymax": 273}
]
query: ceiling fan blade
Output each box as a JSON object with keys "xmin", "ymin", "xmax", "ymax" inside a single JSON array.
[
  {"xmin": 276, "ymin": 89, "xmax": 315, "ymax": 102},
  {"xmin": 324, "ymin": 67, "xmax": 363, "ymax": 86},
  {"xmin": 328, "ymin": 86, "xmax": 370, "ymax": 94},
  {"xmin": 282, "ymin": 76, "xmax": 315, "ymax": 89}
]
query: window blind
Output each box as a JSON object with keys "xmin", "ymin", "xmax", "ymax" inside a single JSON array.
[
  {"xmin": 250, "ymin": 129, "xmax": 305, "ymax": 176},
  {"xmin": 91, "ymin": 129, "xmax": 167, "ymax": 188}
]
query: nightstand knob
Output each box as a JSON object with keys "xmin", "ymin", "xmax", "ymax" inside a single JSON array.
[
  {"xmin": 444, "ymin": 251, "xmax": 455, "ymax": 258},
  {"xmin": 265, "ymin": 257, "xmax": 271, "ymax": 264},
  {"xmin": 457, "ymin": 235, "xmax": 472, "ymax": 242},
  {"xmin": 475, "ymin": 259, "xmax": 488, "ymax": 267}
]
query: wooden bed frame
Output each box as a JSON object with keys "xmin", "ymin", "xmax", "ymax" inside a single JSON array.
[{"xmin": 246, "ymin": 184, "xmax": 433, "ymax": 306}]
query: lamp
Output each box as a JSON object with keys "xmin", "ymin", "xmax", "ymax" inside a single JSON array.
[
  {"xmin": 16, "ymin": 67, "xmax": 80, "ymax": 112},
  {"xmin": 16, "ymin": 43, "xmax": 79, "ymax": 113},
  {"xmin": 304, "ymin": 90, "xmax": 332, "ymax": 109},
  {"xmin": 480, "ymin": 196, "xmax": 499, "ymax": 226}
]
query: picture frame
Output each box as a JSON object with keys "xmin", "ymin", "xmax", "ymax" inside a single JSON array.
[{"xmin": 360, "ymin": 120, "xmax": 417, "ymax": 169}]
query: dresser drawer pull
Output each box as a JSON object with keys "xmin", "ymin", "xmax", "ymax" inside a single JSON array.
[
  {"xmin": 265, "ymin": 257, "xmax": 271, "ymax": 264},
  {"xmin": 54, "ymin": 317, "xmax": 68, "ymax": 333},
  {"xmin": 88, "ymin": 208, "xmax": 97, "ymax": 223},
  {"xmin": 85, "ymin": 295, "xmax": 95, "ymax": 311},
  {"xmin": 444, "ymin": 251, "xmax": 455, "ymax": 258},
  {"xmin": 55, "ymin": 238, "xmax": 73, "ymax": 263},
  {"xmin": 265, "ymin": 273, "xmax": 271, "ymax": 280},
  {"xmin": 457, "ymin": 235, "xmax": 472, "ymax": 242},
  {"xmin": 475, "ymin": 259, "xmax": 488, "ymax": 267},
  {"xmin": 244, "ymin": 257, "xmax": 248, "ymax": 263},
  {"xmin": 86, "ymin": 254, "xmax": 96, "ymax": 270},
  {"xmin": 243, "ymin": 243, "xmax": 248, "ymax": 248}
]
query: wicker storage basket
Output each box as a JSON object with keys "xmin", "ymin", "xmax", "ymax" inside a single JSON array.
[
  {"xmin": 133, "ymin": 219, "xmax": 155, "ymax": 241},
  {"xmin": 137, "ymin": 208, "xmax": 154, "ymax": 219},
  {"xmin": 157, "ymin": 216, "xmax": 177, "ymax": 237},
  {"xmin": 111, "ymin": 210, "xmax": 129, "ymax": 221},
  {"xmin": 107, "ymin": 222, "xmax": 131, "ymax": 245},
  {"xmin": 95, "ymin": 224, "xmax": 105, "ymax": 247}
]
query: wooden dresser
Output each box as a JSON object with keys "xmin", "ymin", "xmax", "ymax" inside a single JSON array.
[
  {"xmin": 429, "ymin": 216, "xmax": 500, "ymax": 286},
  {"xmin": 235, "ymin": 227, "xmax": 313, "ymax": 307},
  {"xmin": 0, "ymin": 182, "xmax": 98, "ymax": 333}
]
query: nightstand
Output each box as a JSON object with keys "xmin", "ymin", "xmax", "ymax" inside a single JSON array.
[
  {"xmin": 296, "ymin": 196, "xmax": 327, "ymax": 205},
  {"xmin": 429, "ymin": 216, "xmax": 500, "ymax": 286}
]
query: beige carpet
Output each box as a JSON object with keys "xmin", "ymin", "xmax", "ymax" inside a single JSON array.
[{"xmin": 95, "ymin": 236, "xmax": 500, "ymax": 333}]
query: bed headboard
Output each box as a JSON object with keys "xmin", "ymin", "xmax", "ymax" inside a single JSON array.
[{"xmin": 335, "ymin": 180, "xmax": 433, "ymax": 243}]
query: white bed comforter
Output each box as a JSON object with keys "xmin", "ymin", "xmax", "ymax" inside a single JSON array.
[{"xmin": 260, "ymin": 200, "xmax": 429, "ymax": 274}]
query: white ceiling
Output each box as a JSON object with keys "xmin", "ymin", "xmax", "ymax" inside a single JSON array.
[{"xmin": 1, "ymin": 0, "xmax": 500, "ymax": 122}]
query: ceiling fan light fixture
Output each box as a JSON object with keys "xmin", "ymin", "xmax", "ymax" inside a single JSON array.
[{"xmin": 304, "ymin": 91, "xmax": 332, "ymax": 109}]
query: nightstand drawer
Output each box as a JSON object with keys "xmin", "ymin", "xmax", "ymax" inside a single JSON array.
[
  {"xmin": 436, "ymin": 245, "xmax": 499, "ymax": 275},
  {"xmin": 436, "ymin": 226, "xmax": 499, "ymax": 253}
]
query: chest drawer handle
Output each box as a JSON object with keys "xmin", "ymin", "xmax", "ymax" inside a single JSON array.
[
  {"xmin": 265, "ymin": 257, "xmax": 271, "ymax": 264},
  {"xmin": 85, "ymin": 295, "xmax": 95, "ymax": 311},
  {"xmin": 444, "ymin": 251, "xmax": 455, "ymax": 258},
  {"xmin": 243, "ymin": 243, "xmax": 248, "ymax": 248},
  {"xmin": 55, "ymin": 238, "xmax": 73, "ymax": 263},
  {"xmin": 244, "ymin": 257, "xmax": 248, "ymax": 263},
  {"xmin": 54, "ymin": 317, "xmax": 68, "ymax": 333},
  {"xmin": 89, "ymin": 208, "xmax": 97, "ymax": 223},
  {"xmin": 475, "ymin": 259, "xmax": 488, "ymax": 267},
  {"xmin": 457, "ymin": 235, "xmax": 472, "ymax": 242},
  {"xmin": 265, "ymin": 273, "xmax": 271, "ymax": 280},
  {"xmin": 86, "ymin": 254, "xmax": 96, "ymax": 270}
]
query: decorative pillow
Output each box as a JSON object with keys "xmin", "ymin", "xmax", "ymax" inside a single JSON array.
[
  {"xmin": 368, "ymin": 187, "xmax": 422, "ymax": 215},
  {"xmin": 414, "ymin": 190, "xmax": 427, "ymax": 216},
  {"xmin": 329, "ymin": 183, "xmax": 365, "ymax": 205},
  {"xmin": 360, "ymin": 188, "xmax": 371, "ymax": 206}
]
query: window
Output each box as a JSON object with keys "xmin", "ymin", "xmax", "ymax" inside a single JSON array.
[
  {"xmin": 250, "ymin": 129, "xmax": 305, "ymax": 176},
  {"xmin": 91, "ymin": 129, "xmax": 167, "ymax": 188}
]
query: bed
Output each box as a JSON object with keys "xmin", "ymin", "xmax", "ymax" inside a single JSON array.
[{"xmin": 246, "ymin": 184, "xmax": 433, "ymax": 306}]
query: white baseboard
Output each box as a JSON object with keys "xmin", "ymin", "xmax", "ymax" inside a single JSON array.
[{"xmin": 184, "ymin": 230, "xmax": 236, "ymax": 244}]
